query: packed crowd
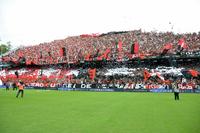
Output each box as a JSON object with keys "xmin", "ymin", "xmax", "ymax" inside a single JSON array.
[
  {"xmin": 1, "ymin": 66, "xmax": 199, "ymax": 89},
  {"xmin": 1, "ymin": 30, "xmax": 200, "ymax": 89},
  {"xmin": 2, "ymin": 30, "xmax": 200, "ymax": 65}
]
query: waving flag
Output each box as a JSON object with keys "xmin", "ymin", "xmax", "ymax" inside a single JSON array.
[
  {"xmin": 156, "ymin": 72, "xmax": 165, "ymax": 81},
  {"xmin": 164, "ymin": 43, "xmax": 173, "ymax": 50},
  {"xmin": 131, "ymin": 41, "xmax": 139, "ymax": 54},
  {"xmin": 88, "ymin": 68, "xmax": 96, "ymax": 80},
  {"xmin": 161, "ymin": 43, "xmax": 173, "ymax": 56},
  {"xmin": 188, "ymin": 69, "xmax": 199, "ymax": 77},
  {"xmin": 144, "ymin": 69, "xmax": 151, "ymax": 81},
  {"xmin": 60, "ymin": 48, "xmax": 66, "ymax": 56},
  {"xmin": 178, "ymin": 38, "xmax": 188, "ymax": 50}
]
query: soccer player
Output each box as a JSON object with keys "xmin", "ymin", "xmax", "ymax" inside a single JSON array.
[{"xmin": 16, "ymin": 82, "xmax": 25, "ymax": 98}]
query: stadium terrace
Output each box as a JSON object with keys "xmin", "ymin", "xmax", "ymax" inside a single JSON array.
[{"xmin": 0, "ymin": 30, "xmax": 200, "ymax": 91}]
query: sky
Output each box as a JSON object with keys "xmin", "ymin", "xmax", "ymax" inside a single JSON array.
[{"xmin": 0, "ymin": 0, "xmax": 200, "ymax": 48}]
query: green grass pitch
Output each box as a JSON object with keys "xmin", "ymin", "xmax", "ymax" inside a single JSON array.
[{"xmin": 0, "ymin": 89, "xmax": 200, "ymax": 133}]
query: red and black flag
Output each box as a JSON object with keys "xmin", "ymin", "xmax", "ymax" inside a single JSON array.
[
  {"xmin": 144, "ymin": 69, "xmax": 151, "ymax": 81},
  {"xmin": 131, "ymin": 41, "xmax": 139, "ymax": 54},
  {"xmin": 181, "ymin": 69, "xmax": 199, "ymax": 78},
  {"xmin": 60, "ymin": 47, "xmax": 66, "ymax": 56},
  {"xmin": 178, "ymin": 38, "xmax": 188, "ymax": 51},
  {"xmin": 161, "ymin": 43, "xmax": 173, "ymax": 56}
]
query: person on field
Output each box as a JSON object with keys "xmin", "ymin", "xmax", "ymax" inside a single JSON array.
[
  {"xmin": 5, "ymin": 82, "xmax": 10, "ymax": 91},
  {"xmin": 12, "ymin": 82, "xmax": 17, "ymax": 91},
  {"xmin": 16, "ymin": 82, "xmax": 25, "ymax": 98},
  {"xmin": 172, "ymin": 80, "xmax": 180, "ymax": 100}
]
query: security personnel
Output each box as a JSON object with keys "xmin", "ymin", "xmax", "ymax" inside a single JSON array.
[
  {"xmin": 16, "ymin": 82, "xmax": 24, "ymax": 98},
  {"xmin": 172, "ymin": 81, "xmax": 180, "ymax": 100}
]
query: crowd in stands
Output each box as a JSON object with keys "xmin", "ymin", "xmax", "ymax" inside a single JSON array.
[
  {"xmin": 1, "ymin": 66, "xmax": 200, "ymax": 89},
  {"xmin": 1, "ymin": 30, "xmax": 200, "ymax": 89},
  {"xmin": 2, "ymin": 30, "xmax": 200, "ymax": 65}
]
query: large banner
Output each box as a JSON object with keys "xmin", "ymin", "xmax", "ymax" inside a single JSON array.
[
  {"xmin": 60, "ymin": 83, "xmax": 140, "ymax": 89},
  {"xmin": 58, "ymin": 83, "xmax": 147, "ymax": 92},
  {"xmin": 57, "ymin": 83, "xmax": 199, "ymax": 93},
  {"xmin": 25, "ymin": 83, "xmax": 59, "ymax": 90},
  {"xmin": 4, "ymin": 82, "xmax": 195, "ymax": 93}
]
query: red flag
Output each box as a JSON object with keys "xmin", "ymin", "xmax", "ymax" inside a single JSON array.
[
  {"xmin": 188, "ymin": 69, "xmax": 199, "ymax": 77},
  {"xmin": 60, "ymin": 48, "xmax": 64, "ymax": 56},
  {"xmin": 164, "ymin": 43, "xmax": 173, "ymax": 50},
  {"xmin": 88, "ymin": 68, "xmax": 96, "ymax": 80},
  {"xmin": 178, "ymin": 38, "xmax": 188, "ymax": 49},
  {"xmin": 134, "ymin": 41, "xmax": 139, "ymax": 54},
  {"xmin": 144, "ymin": 70, "xmax": 151, "ymax": 81},
  {"xmin": 161, "ymin": 43, "xmax": 173, "ymax": 56}
]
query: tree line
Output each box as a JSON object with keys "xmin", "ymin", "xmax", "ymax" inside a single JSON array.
[{"xmin": 0, "ymin": 41, "xmax": 11, "ymax": 55}]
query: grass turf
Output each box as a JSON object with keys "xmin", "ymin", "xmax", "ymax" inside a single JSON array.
[{"xmin": 0, "ymin": 89, "xmax": 200, "ymax": 133}]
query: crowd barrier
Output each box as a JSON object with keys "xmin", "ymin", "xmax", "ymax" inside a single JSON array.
[
  {"xmin": 57, "ymin": 87, "xmax": 200, "ymax": 93},
  {"xmin": 1, "ymin": 83, "xmax": 199, "ymax": 93},
  {"xmin": 57, "ymin": 83, "xmax": 200, "ymax": 93}
]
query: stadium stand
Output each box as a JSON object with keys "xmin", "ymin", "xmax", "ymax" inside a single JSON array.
[{"xmin": 0, "ymin": 30, "xmax": 200, "ymax": 90}]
